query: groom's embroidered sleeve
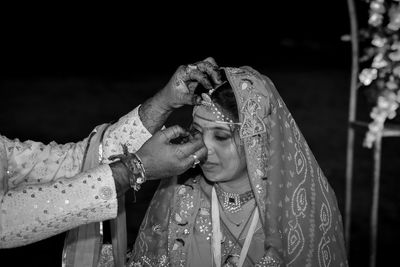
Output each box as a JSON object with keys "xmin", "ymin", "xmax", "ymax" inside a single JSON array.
[
  {"xmin": 0, "ymin": 164, "xmax": 117, "ymax": 248},
  {"xmin": 101, "ymin": 106, "xmax": 152, "ymax": 163},
  {"xmin": 0, "ymin": 105, "xmax": 151, "ymax": 248}
]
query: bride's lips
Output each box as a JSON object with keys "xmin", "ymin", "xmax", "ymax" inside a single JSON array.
[{"xmin": 201, "ymin": 162, "xmax": 218, "ymax": 170}]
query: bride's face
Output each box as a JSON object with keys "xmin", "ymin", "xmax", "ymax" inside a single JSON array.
[{"xmin": 192, "ymin": 106, "xmax": 247, "ymax": 184}]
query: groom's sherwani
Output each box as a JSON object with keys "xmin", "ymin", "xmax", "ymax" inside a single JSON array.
[{"xmin": 0, "ymin": 106, "xmax": 151, "ymax": 248}]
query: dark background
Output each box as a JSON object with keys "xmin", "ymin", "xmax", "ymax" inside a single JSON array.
[{"xmin": 1, "ymin": 2, "xmax": 399, "ymax": 266}]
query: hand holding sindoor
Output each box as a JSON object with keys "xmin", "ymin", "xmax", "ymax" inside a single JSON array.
[
  {"xmin": 110, "ymin": 125, "xmax": 206, "ymax": 195},
  {"xmin": 137, "ymin": 125, "xmax": 206, "ymax": 179},
  {"xmin": 155, "ymin": 57, "xmax": 223, "ymax": 110}
]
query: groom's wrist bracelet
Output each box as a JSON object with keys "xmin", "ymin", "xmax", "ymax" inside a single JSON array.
[
  {"xmin": 108, "ymin": 144, "xmax": 147, "ymax": 192},
  {"xmin": 124, "ymin": 153, "xmax": 147, "ymax": 191}
]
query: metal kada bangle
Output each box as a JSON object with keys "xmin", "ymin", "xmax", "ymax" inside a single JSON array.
[
  {"xmin": 130, "ymin": 153, "xmax": 147, "ymax": 191},
  {"xmin": 108, "ymin": 144, "xmax": 147, "ymax": 191}
]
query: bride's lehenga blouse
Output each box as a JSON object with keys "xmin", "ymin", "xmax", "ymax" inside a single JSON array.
[{"xmin": 128, "ymin": 66, "xmax": 348, "ymax": 267}]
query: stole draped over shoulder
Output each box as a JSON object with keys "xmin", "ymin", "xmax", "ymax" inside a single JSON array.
[{"xmin": 128, "ymin": 66, "xmax": 348, "ymax": 266}]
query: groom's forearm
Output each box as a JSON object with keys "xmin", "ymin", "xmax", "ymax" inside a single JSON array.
[{"xmin": 139, "ymin": 94, "xmax": 173, "ymax": 134}]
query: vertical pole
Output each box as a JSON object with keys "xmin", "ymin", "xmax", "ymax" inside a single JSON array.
[
  {"xmin": 345, "ymin": 125, "xmax": 355, "ymax": 253},
  {"xmin": 345, "ymin": 0, "xmax": 359, "ymax": 255},
  {"xmin": 370, "ymin": 134, "xmax": 382, "ymax": 267}
]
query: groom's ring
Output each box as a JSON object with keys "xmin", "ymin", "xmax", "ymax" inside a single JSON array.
[
  {"xmin": 191, "ymin": 154, "xmax": 200, "ymax": 168},
  {"xmin": 185, "ymin": 64, "xmax": 198, "ymax": 76},
  {"xmin": 187, "ymin": 64, "xmax": 198, "ymax": 71}
]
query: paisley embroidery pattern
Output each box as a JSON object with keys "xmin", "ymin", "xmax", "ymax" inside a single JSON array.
[
  {"xmin": 317, "ymin": 168, "xmax": 333, "ymax": 267},
  {"xmin": 240, "ymin": 98, "xmax": 267, "ymax": 139}
]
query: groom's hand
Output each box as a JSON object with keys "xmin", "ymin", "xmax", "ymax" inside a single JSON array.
[
  {"xmin": 156, "ymin": 57, "xmax": 223, "ymax": 110},
  {"xmin": 136, "ymin": 125, "xmax": 207, "ymax": 180},
  {"xmin": 138, "ymin": 57, "xmax": 222, "ymax": 134}
]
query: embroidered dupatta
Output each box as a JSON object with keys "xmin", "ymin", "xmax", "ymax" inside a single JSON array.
[{"xmin": 129, "ymin": 66, "xmax": 348, "ymax": 266}]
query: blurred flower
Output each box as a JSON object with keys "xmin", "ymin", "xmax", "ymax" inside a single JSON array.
[
  {"xmin": 389, "ymin": 50, "xmax": 400, "ymax": 61},
  {"xmin": 386, "ymin": 79, "xmax": 398, "ymax": 90},
  {"xmin": 360, "ymin": 0, "xmax": 400, "ymax": 148},
  {"xmin": 359, "ymin": 68, "xmax": 378, "ymax": 85},
  {"xmin": 388, "ymin": 4, "xmax": 400, "ymax": 31},
  {"xmin": 372, "ymin": 53, "xmax": 389, "ymax": 68},
  {"xmin": 364, "ymin": 131, "xmax": 376, "ymax": 148},
  {"xmin": 370, "ymin": 1, "xmax": 386, "ymax": 13},
  {"xmin": 389, "ymin": 42, "xmax": 400, "ymax": 61},
  {"xmin": 377, "ymin": 96, "xmax": 390, "ymax": 109},
  {"xmin": 369, "ymin": 12, "xmax": 384, "ymax": 26},
  {"xmin": 392, "ymin": 42, "xmax": 400, "ymax": 50},
  {"xmin": 372, "ymin": 35, "xmax": 387, "ymax": 47},
  {"xmin": 393, "ymin": 65, "xmax": 400, "ymax": 77}
]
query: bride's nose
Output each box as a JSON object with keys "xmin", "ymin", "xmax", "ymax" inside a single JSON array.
[{"xmin": 203, "ymin": 135, "xmax": 215, "ymax": 155}]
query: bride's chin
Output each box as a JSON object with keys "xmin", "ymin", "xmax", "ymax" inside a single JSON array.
[
  {"xmin": 202, "ymin": 173, "xmax": 228, "ymax": 184},
  {"xmin": 201, "ymin": 171, "xmax": 219, "ymax": 182}
]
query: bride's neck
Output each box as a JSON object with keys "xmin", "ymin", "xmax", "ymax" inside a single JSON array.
[{"xmin": 218, "ymin": 174, "xmax": 251, "ymax": 193}]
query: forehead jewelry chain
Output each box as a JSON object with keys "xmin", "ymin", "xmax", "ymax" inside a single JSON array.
[{"xmin": 215, "ymin": 184, "xmax": 255, "ymax": 213}]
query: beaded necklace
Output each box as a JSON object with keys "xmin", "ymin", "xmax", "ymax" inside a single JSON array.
[{"xmin": 214, "ymin": 184, "xmax": 255, "ymax": 213}]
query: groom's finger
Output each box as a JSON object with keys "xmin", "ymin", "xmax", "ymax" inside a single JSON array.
[
  {"xmin": 186, "ymin": 69, "xmax": 213, "ymax": 91},
  {"xmin": 203, "ymin": 57, "xmax": 218, "ymax": 66},
  {"xmin": 197, "ymin": 61, "xmax": 222, "ymax": 85},
  {"xmin": 176, "ymin": 136, "xmax": 205, "ymax": 159},
  {"xmin": 159, "ymin": 125, "xmax": 188, "ymax": 143}
]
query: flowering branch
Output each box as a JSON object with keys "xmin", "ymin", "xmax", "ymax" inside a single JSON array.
[{"xmin": 358, "ymin": 0, "xmax": 400, "ymax": 148}]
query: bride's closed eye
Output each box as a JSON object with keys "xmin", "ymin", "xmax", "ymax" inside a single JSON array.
[
  {"xmin": 213, "ymin": 132, "xmax": 232, "ymax": 142},
  {"xmin": 191, "ymin": 122, "xmax": 232, "ymax": 142}
]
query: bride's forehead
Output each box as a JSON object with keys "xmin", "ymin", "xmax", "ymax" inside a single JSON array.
[{"xmin": 192, "ymin": 106, "xmax": 230, "ymax": 130}]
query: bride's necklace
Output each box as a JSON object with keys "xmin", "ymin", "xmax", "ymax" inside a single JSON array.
[{"xmin": 215, "ymin": 184, "xmax": 255, "ymax": 213}]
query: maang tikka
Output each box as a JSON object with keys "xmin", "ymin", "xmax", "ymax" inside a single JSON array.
[{"xmin": 197, "ymin": 81, "xmax": 242, "ymax": 126}]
